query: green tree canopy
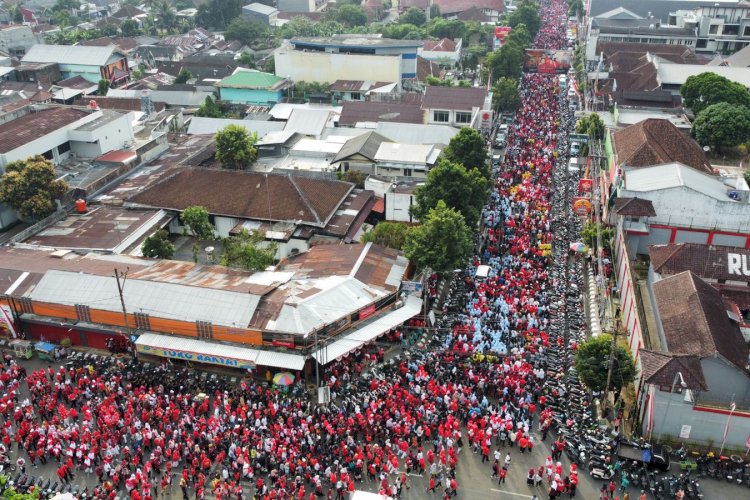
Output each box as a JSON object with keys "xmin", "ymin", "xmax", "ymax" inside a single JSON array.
[
  {"xmin": 492, "ymin": 77, "xmax": 521, "ymax": 113},
  {"xmin": 225, "ymin": 16, "xmax": 269, "ymax": 46},
  {"xmin": 325, "ymin": 4, "xmax": 368, "ymax": 27},
  {"xmin": 174, "ymin": 68, "xmax": 192, "ymax": 84},
  {"xmin": 400, "ymin": 7, "xmax": 427, "ymax": 27},
  {"xmin": 98, "ymin": 79, "xmax": 110, "ymax": 95},
  {"xmin": 180, "ymin": 206, "xmax": 215, "ymax": 240},
  {"xmin": 361, "ymin": 222, "xmax": 409, "ymax": 250},
  {"xmin": 680, "ymin": 72, "xmax": 750, "ymax": 116},
  {"xmin": 220, "ymin": 229, "xmax": 276, "ymax": 270},
  {"xmin": 195, "ymin": 96, "xmax": 236, "ymax": 118},
  {"xmin": 508, "ymin": 0, "xmax": 540, "ymax": 38},
  {"xmin": 0, "ymin": 156, "xmax": 69, "ymax": 221},
  {"xmin": 505, "ymin": 23, "xmax": 532, "ymax": 48},
  {"xmin": 215, "ymin": 124, "xmax": 258, "ymax": 170},
  {"xmin": 486, "ymin": 42, "xmax": 525, "ymax": 82},
  {"xmin": 404, "ymin": 200, "xmax": 473, "ymax": 273},
  {"xmin": 575, "ymin": 113, "xmax": 606, "ymax": 141},
  {"xmin": 195, "ymin": 0, "xmax": 243, "ymax": 29},
  {"xmin": 141, "ymin": 229, "xmax": 175, "ymax": 259},
  {"xmin": 693, "ymin": 103, "xmax": 750, "ymax": 152},
  {"xmin": 338, "ymin": 169, "xmax": 367, "ymax": 188},
  {"xmin": 574, "ymin": 335, "xmax": 637, "ymax": 393},
  {"xmin": 568, "ymin": 0, "xmax": 584, "ymax": 16},
  {"xmin": 426, "ymin": 18, "xmax": 467, "ymax": 40},
  {"xmin": 442, "ymin": 128, "xmax": 490, "ymax": 179},
  {"xmin": 411, "ymin": 159, "xmax": 489, "ymax": 228}
]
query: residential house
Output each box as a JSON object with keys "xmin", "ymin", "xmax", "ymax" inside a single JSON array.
[
  {"xmin": 637, "ymin": 271, "xmax": 750, "ymax": 447},
  {"xmin": 275, "ymin": 36, "xmax": 423, "ymax": 88},
  {"xmin": 111, "ymin": 5, "xmax": 147, "ymax": 22},
  {"xmin": 331, "ymin": 131, "xmax": 391, "ymax": 173},
  {"xmin": 329, "ymin": 80, "xmax": 396, "ymax": 103},
  {"xmin": 587, "ymin": 16, "xmax": 698, "ymax": 52},
  {"xmin": 419, "ymin": 38, "xmax": 463, "ymax": 66},
  {"xmin": 373, "ymin": 142, "xmax": 441, "ymax": 179},
  {"xmin": 667, "ymin": 2, "xmax": 750, "ymax": 54},
  {"xmin": 78, "ymin": 36, "xmax": 140, "ymax": 58},
  {"xmin": 0, "ymin": 25, "xmax": 38, "ymax": 58},
  {"xmin": 242, "ymin": 3, "xmax": 279, "ymax": 26},
  {"xmin": 401, "ymin": 0, "xmax": 504, "ymax": 22},
  {"xmin": 22, "ymin": 44, "xmax": 129, "ymax": 85},
  {"xmin": 126, "ymin": 168, "xmax": 372, "ymax": 259},
  {"xmin": 422, "ymin": 86, "xmax": 490, "ymax": 128},
  {"xmin": 10, "ymin": 62, "xmax": 61, "ymax": 88},
  {"xmin": 217, "ymin": 69, "xmax": 289, "ymax": 105}
]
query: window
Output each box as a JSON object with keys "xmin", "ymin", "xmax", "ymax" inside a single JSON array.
[
  {"xmin": 455, "ymin": 112, "xmax": 472, "ymax": 124},
  {"xmin": 57, "ymin": 141, "xmax": 70, "ymax": 154},
  {"xmin": 433, "ymin": 110, "xmax": 449, "ymax": 122},
  {"xmin": 403, "ymin": 168, "xmax": 412, "ymax": 177},
  {"xmin": 697, "ymin": 38, "xmax": 708, "ymax": 48},
  {"xmin": 744, "ymin": 26, "xmax": 750, "ymax": 37},
  {"xmin": 709, "ymin": 24, "xmax": 719, "ymax": 35},
  {"xmin": 350, "ymin": 92, "xmax": 361, "ymax": 100}
]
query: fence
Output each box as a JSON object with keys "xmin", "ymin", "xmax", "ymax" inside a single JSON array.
[{"xmin": 694, "ymin": 391, "xmax": 750, "ymax": 412}]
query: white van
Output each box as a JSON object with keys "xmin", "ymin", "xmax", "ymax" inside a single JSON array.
[{"xmin": 559, "ymin": 75, "xmax": 568, "ymax": 87}]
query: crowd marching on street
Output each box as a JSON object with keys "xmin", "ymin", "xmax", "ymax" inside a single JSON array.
[{"xmin": 0, "ymin": 1, "xmax": 603, "ymax": 499}]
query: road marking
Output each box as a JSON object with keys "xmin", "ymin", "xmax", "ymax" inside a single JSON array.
[{"xmin": 490, "ymin": 490, "xmax": 533, "ymax": 498}]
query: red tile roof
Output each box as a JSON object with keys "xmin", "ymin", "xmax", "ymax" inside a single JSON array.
[
  {"xmin": 423, "ymin": 38, "xmax": 457, "ymax": 52},
  {"xmin": 128, "ymin": 168, "xmax": 355, "ymax": 227},
  {"xmin": 650, "ymin": 243, "xmax": 750, "ymax": 284},
  {"xmin": 612, "ymin": 118, "xmax": 713, "ymax": 174},
  {"xmin": 613, "ymin": 197, "xmax": 656, "ymax": 216},
  {"xmin": 0, "ymin": 107, "xmax": 89, "ymax": 154}
]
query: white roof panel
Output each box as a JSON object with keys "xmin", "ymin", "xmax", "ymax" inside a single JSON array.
[
  {"xmin": 374, "ymin": 122, "xmax": 459, "ymax": 146},
  {"xmin": 23, "ymin": 44, "xmax": 119, "ymax": 66},
  {"xmin": 624, "ymin": 162, "xmax": 735, "ymax": 201},
  {"xmin": 29, "ymin": 270, "xmax": 261, "ymax": 328},
  {"xmin": 374, "ymin": 143, "xmax": 435, "ymax": 163},
  {"xmin": 254, "ymin": 350, "xmax": 306, "ymax": 370},
  {"xmin": 656, "ymin": 62, "xmax": 750, "ymax": 88},
  {"xmin": 284, "ymin": 108, "xmax": 336, "ymax": 136},
  {"xmin": 187, "ymin": 117, "xmax": 285, "ymax": 136},
  {"xmin": 135, "ymin": 332, "xmax": 259, "ymax": 363},
  {"xmin": 313, "ymin": 295, "xmax": 422, "ymax": 364}
]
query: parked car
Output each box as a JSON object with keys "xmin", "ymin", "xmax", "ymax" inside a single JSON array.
[
  {"xmin": 495, "ymin": 133, "xmax": 507, "ymax": 148},
  {"xmin": 570, "ymin": 142, "xmax": 581, "ymax": 156}
]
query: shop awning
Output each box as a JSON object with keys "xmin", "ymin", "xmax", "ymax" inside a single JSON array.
[
  {"xmin": 255, "ymin": 350, "xmax": 306, "ymax": 371},
  {"xmin": 135, "ymin": 332, "xmax": 259, "ymax": 369},
  {"xmin": 313, "ymin": 295, "xmax": 422, "ymax": 364}
]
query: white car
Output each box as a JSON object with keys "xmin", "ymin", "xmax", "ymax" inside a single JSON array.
[{"xmin": 570, "ymin": 142, "xmax": 581, "ymax": 156}]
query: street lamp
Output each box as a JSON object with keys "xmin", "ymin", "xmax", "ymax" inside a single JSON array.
[{"xmin": 657, "ymin": 371, "xmax": 687, "ymax": 443}]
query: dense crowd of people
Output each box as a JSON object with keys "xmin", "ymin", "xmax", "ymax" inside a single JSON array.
[{"xmin": 0, "ymin": 2, "xmax": 583, "ymax": 500}]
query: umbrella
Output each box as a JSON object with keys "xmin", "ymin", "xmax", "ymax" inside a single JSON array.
[
  {"xmin": 272, "ymin": 372, "xmax": 295, "ymax": 386},
  {"xmin": 569, "ymin": 242, "xmax": 586, "ymax": 253}
]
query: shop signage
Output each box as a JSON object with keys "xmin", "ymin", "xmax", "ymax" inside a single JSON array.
[
  {"xmin": 136, "ymin": 344, "xmax": 255, "ymax": 368},
  {"xmin": 579, "ymin": 178, "xmax": 593, "ymax": 195},
  {"xmin": 572, "ymin": 197, "xmax": 592, "ymax": 216},
  {"xmin": 401, "ymin": 281, "xmax": 423, "ymax": 292},
  {"xmin": 727, "ymin": 253, "xmax": 750, "ymax": 276},
  {"xmin": 272, "ymin": 339, "xmax": 295, "ymax": 349},
  {"xmin": 359, "ymin": 304, "xmax": 377, "ymax": 320}
]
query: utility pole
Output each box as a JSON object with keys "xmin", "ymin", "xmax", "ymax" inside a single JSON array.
[
  {"xmin": 604, "ymin": 328, "xmax": 618, "ymax": 412},
  {"xmin": 114, "ymin": 268, "xmax": 132, "ymax": 337}
]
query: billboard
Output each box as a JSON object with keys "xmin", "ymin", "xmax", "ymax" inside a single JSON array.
[{"xmin": 524, "ymin": 49, "xmax": 573, "ymax": 74}]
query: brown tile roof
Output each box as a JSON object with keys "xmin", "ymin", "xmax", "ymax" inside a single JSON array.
[
  {"xmin": 639, "ymin": 350, "xmax": 707, "ymax": 390},
  {"xmin": 56, "ymin": 75, "xmax": 97, "ymax": 89},
  {"xmin": 417, "ymin": 56, "xmax": 443, "ymax": 82},
  {"xmin": 650, "ymin": 243, "xmax": 750, "ymax": 284},
  {"xmin": 653, "ymin": 271, "xmax": 749, "ymax": 371},
  {"xmin": 614, "ymin": 197, "xmax": 656, "ymax": 216},
  {"xmin": 422, "ymin": 86, "xmax": 487, "ymax": 111},
  {"xmin": 456, "ymin": 6, "xmax": 491, "ymax": 22},
  {"xmin": 329, "ymin": 80, "xmax": 392, "ymax": 92},
  {"xmin": 112, "ymin": 5, "xmax": 145, "ymax": 18},
  {"xmin": 611, "ymin": 60, "xmax": 659, "ymax": 92},
  {"xmin": 0, "ymin": 107, "xmax": 89, "ymax": 154},
  {"xmin": 73, "ymin": 96, "xmax": 167, "ymax": 112},
  {"xmin": 612, "ymin": 119, "xmax": 713, "ymax": 174},
  {"xmin": 340, "ymin": 99, "xmax": 424, "ymax": 126},
  {"xmin": 128, "ymin": 168, "xmax": 354, "ymax": 227},
  {"xmin": 423, "ymin": 38, "xmax": 457, "ymax": 52},
  {"xmin": 596, "ymin": 41, "xmax": 707, "ymax": 64}
]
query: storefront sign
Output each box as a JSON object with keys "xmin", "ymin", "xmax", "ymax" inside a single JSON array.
[
  {"xmin": 0, "ymin": 305, "xmax": 18, "ymax": 338},
  {"xmin": 136, "ymin": 344, "xmax": 255, "ymax": 368},
  {"xmin": 359, "ymin": 304, "xmax": 377, "ymax": 321},
  {"xmin": 401, "ymin": 281, "xmax": 423, "ymax": 292},
  {"xmin": 727, "ymin": 253, "xmax": 750, "ymax": 276},
  {"xmin": 572, "ymin": 197, "xmax": 592, "ymax": 216},
  {"xmin": 272, "ymin": 339, "xmax": 295, "ymax": 349}
]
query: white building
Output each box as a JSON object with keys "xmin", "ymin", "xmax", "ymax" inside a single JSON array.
[
  {"xmin": 422, "ymin": 86, "xmax": 491, "ymax": 129},
  {"xmin": 0, "ymin": 25, "xmax": 38, "ymax": 57},
  {"xmin": 374, "ymin": 143, "xmax": 441, "ymax": 179},
  {"xmin": 668, "ymin": 2, "xmax": 750, "ymax": 54}
]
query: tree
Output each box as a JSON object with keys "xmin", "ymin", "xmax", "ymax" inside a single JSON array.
[
  {"xmin": 429, "ymin": 4, "xmax": 441, "ymax": 19},
  {"xmin": 581, "ymin": 221, "xmax": 613, "ymax": 253},
  {"xmin": 215, "ymin": 125, "xmax": 258, "ymax": 170},
  {"xmin": 486, "ymin": 42, "xmax": 525, "ymax": 81},
  {"xmin": 174, "ymin": 68, "xmax": 192, "ymax": 84},
  {"xmin": 338, "ymin": 169, "xmax": 367, "ymax": 188},
  {"xmin": 575, "ymin": 335, "xmax": 637, "ymax": 393},
  {"xmin": 220, "ymin": 229, "xmax": 276, "ymax": 271},
  {"xmin": 98, "ymin": 79, "xmax": 110, "ymax": 95},
  {"xmin": 403, "ymin": 200, "xmax": 473, "ymax": 273},
  {"xmin": 360, "ymin": 222, "xmax": 409, "ymax": 250},
  {"xmin": 399, "ymin": 7, "xmax": 426, "ymax": 27},
  {"xmin": 411, "ymin": 159, "xmax": 489, "ymax": 228},
  {"xmin": 0, "ymin": 156, "xmax": 69, "ymax": 221},
  {"xmin": 195, "ymin": 96, "xmax": 232, "ymax": 118},
  {"xmin": 141, "ymin": 229, "xmax": 175, "ymax": 259},
  {"xmin": 492, "ymin": 77, "xmax": 521, "ymax": 113},
  {"xmin": 505, "ymin": 23, "xmax": 531, "ymax": 48},
  {"xmin": 239, "ymin": 52, "xmax": 255, "ymax": 68},
  {"xmin": 442, "ymin": 128, "xmax": 490, "ymax": 178},
  {"xmin": 180, "ymin": 206, "xmax": 214, "ymax": 240},
  {"xmin": 693, "ymin": 103, "xmax": 750, "ymax": 152},
  {"xmin": 155, "ymin": 0, "xmax": 177, "ymax": 33},
  {"xmin": 225, "ymin": 16, "xmax": 268, "ymax": 46},
  {"xmin": 326, "ymin": 5, "xmax": 368, "ymax": 27},
  {"xmin": 575, "ymin": 113, "xmax": 605, "ymax": 141},
  {"xmin": 680, "ymin": 72, "xmax": 750, "ymax": 116},
  {"xmin": 508, "ymin": 0, "xmax": 540, "ymax": 38}
]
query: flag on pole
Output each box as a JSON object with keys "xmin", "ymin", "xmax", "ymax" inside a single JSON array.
[{"xmin": 723, "ymin": 401, "xmax": 736, "ymax": 444}]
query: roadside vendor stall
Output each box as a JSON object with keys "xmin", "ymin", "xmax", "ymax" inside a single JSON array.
[
  {"xmin": 35, "ymin": 341, "xmax": 58, "ymax": 361},
  {"xmin": 9, "ymin": 339, "xmax": 33, "ymax": 359}
]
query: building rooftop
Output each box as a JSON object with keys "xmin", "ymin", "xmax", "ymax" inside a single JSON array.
[
  {"xmin": 422, "ymin": 86, "xmax": 487, "ymax": 111},
  {"xmin": 340, "ymin": 99, "xmax": 424, "ymax": 126},
  {"xmin": 243, "ymin": 2, "xmax": 279, "ymax": 15},
  {"xmin": 650, "ymin": 243, "xmax": 750, "ymax": 285},
  {"xmin": 613, "ymin": 197, "xmax": 656, "ymax": 216},
  {"xmin": 374, "ymin": 122, "xmax": 459, "ymax": 145},
  {"xmin": 433, "ymin": 0, "xmax": 504, "ymax": 14},
  {"xmin": 284, "ymin": 108, "xmax": 337, "ymax": 137},
  {"xmin": 55, "ymin": 76, "xmax": 99, "ymax": 90},
  {"xmin": 329, "ymin": 80, "xmax": 394, "ymax": 92},
  {"xmin": 0, "ymin": 107, "xmax": 90, "ymax": 154},
  {"xmin": 217, "ymin": 70, "xmax": 286, "ymax": 90},
  {"xmin": 186, "ymin": 117, "xmax": 285, "ymax": 136},
  {"xmin": 612, "ymin": 118, "xmax": 712, "ymax": 174},
  {"xmin": 653, "ymin": 270, "xmax": 749, "ymax": 371},
  {"xmin": 374, "ymin": 142, "xmax": 440, "ymax": 164},
  {"xmin": 623, "ymin": 162, "xmax": 740, "ymax": 201},
  {"xmin": 127, "ymin": 168, "xmax": 355, "ymax": 228},
  {"xmin": 332, "ymin": 131, "xmax": 392, "ymax": 163},
  {"xmin": 656, "ymin": 62, "xmax": 750, "ymax": 88},
  {"xmin": 23, "ymin": 44, "xmax": 123, "ymax": 66},
  {"xmin": 291, "ymin": 35, "xmax": 423, "ymax": 49},
  {"xmin": 639, "ymin": 350, "xmax": 707, "ymax": 390}
]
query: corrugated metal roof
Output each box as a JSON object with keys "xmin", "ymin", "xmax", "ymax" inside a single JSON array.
[
  {"xmin": 374, "ymin": 122, "xmax": 459, "ymax": 145},
  {"xmin": 135, "ymin": 332, "xmax": 259, "ymax": 363},
  {"xmin": 313, "ymin": 295, "xmax": 422, "ymax": 364},
  {"xmin": 624, "ymin": 162, "xmax": 736, "ymax": 201},
  {"xmin": 29, "ymin": 270, "xmax": 261, "ymax": 328},
  {"xmin": 285, "ymin": 108, "xmax": 336, "ymax": 137},
  {"xmin": 187, "ymin": 117, "xmax": 285, "ymax": 136},
  {"xmin": 23, "ymin": 44, "xmax": 121, "ymax": 66},
  {"xmin": 254, "ymin": 350, "xmax": 305, "ymax": 370},
  {"xmin": 374, "ymin": 143, "xmax": 436, "ymax": 164}
]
